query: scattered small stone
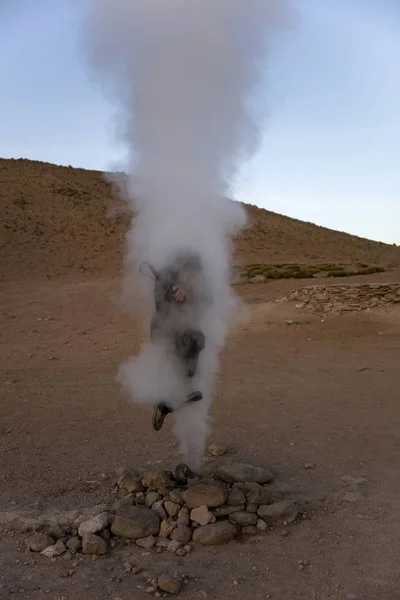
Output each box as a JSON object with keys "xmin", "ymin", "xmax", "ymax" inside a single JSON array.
[
  {"xmin": 346, "ymin": 594, "xmax": 358, "ymax": 600},
  {"xmin": 132, "ymin": 566, "xmax": 143, "ymax": 575},
  {"xmin": 136, "ymin": 492, "xmax": 146, "ymax": 506},
  {"xmin": 146, "ymin": 586, "xmax": 156, "ymax": 594},
  {"xmin": 229, "ymin": 511, "xmax": 257, "ymax": 527},
  {"xmin": 280, "ymin": 528, "xmax": 289, "ymax": 537},
  {"xmin": 112, "ymin": 495, "xmax": 134, "ymax": 513},
  {"xmin": 167, "ymin": 540, "xmax": 182, "ymax": 553},
  {"xmin": 257, "ymin": 501, "xmax": 298, "ymax": 524},
  {"xmin": 144, "ymin": 470, "xmax": 171, "ymax": 493},
  {"xmin": 241, "ymin": 526, "xmax": 258, "ymax": 535},
  {"xmin": 118, "ymin": 473, "xmax": 144, "ymax": 493},
  {"xmin": 152, "ymin": 500, "xmax": 167, "ymax": 520},
  {"xmin": 47, "ymin": 525, "xmax": 65, "ymax": 540},
  {"xmin": 136, "ymin": 536, "xmax": 156, "ymax": 549},
  {"xmin": 183, "ymin": 544, "xmax": 192, "ymax": 554},
  {"xmin": 155, "ymin": 538, "xmax": 170, "ymax": 549},
  {"xmin": 256, "ymin": 519, "xmax": 268, "ymax": 533},
  {"xmin": 176, "ymin": 507, "xmax": 190, "ymax": 526},
  {"xmin": 164, "ymin": 501, "xmax": 180, "ymax": 518},
  {"xmin": 212, "ymin": 505, "xmax": 245, "ymax": 518},
  {"xmin": 191, "ymin": 505, "xmax": 214, "ymax": 526},
  {"xmin": 157, "ymin": 573, "xmax": 182, "ymax": 595},
  {"xmin": 78, "ymin": 512, "xmax": 108, "ymax": 537},
  {"xmin": 245, "ymin": 482, "xmax": 271, "ymax": 505},
  {"xmin": 41, "ymin": 540, "xmax": 67, "ymax": 558},
  {"xmin": 25, "ymin": 533, "xmax": 54, "ymax": 552},
  {"xmin": 213, "ymin": 461, "xmax": 273, "ymax": 484},
  {"xmin": 111, "ymin": 506, "xmax": 160, "ymax": 539},
  {"xmin": 227, "ymin": 486, "xmax": 246, "ymax": 506},
  {"xmin": 159, "ymin": 518, "xmax": 176, "ymax": 538},
  {"xmin": 192, "ymin": 521, "xmax": 237, "ymax": 545},
  {"xmin": 174, "ymin": 463, "xmax": 194, "ymax": 484},
  {"xmin": 304, "ymin": 463, "xmax": 316, "ymax": 470},
  {"xmin": 183, "ymin": 484, "xmax": 227, "ymax": 509},
  {"xmin": 169, "ymin": 489, "xmax": 184, "ymax": 506},
  {"xmin": 145, "ymin": 492, "xmax": 161, "ymax": 508},
  {"xmin": 207, "ymin": 443, "xmax": 227, "ymax": 457},
  {"xmin": 82, "ymin": 533, "xmax": 107, "ymax": 555},
  {"xmin": 171, "ymin": 525, "xmax": 192, "ymax": 544}
]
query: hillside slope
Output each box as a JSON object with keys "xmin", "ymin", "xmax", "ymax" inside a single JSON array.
[{"xmin": 1, "ymin": 157, "xmax": 399, "ymax": 281}]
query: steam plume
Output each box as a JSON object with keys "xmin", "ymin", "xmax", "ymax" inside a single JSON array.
[{"xmin": 80, "ymin": 0, "xmax": 290, "ymax": 468}]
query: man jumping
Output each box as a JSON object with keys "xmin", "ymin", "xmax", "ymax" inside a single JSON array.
[{"xmin": 141, "ymin": 250, "xmax": 208, "ymax": 431}]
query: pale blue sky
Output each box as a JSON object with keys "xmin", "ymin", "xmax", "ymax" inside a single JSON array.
[{"xmin": 1, "ymin": 0, "xmax": 399, "ymax": 243}]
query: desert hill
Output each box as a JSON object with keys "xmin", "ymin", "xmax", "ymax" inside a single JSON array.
[{"xmin": 1, "ymin": 157, "xmax": 399, "ymax": 281}]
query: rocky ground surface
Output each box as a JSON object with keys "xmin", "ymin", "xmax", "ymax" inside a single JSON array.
[{"xmin": 2, "ymin": 276, "xmax": 400, "ymax": 599}]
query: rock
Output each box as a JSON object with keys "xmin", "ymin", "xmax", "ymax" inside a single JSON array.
[
  {"xmin": 169, "ymin": 489, "xmax": 184, "ymax": 506},
  {"xmin": 257, "ymin": 501, "xmax": 298, "ymax": 524},
  {"xmin": 167, "ymin": 540, "xmax": 182, "ymax": 553},
  {"xmin": 214, "ymin": 461, "xmax": 273, "ymax": 484},
  {"xmin": 152, "ymin": 500, "xmax": 167, "ymax": 520},
  {"xmin": 99, "ymin": 529, "xmax": 111, "ymax": 542},
  {"xmin": 73, "ymin": 505, "xmax": 109, "ymax": 528},
  {"xmin": 136, "ymin": 535, "xmax": 156, "ymax": 549},
  {"xmin": 136, "ymin": 492, "xmax": 146, "ymax": 506},
  {"xmin": 46, "ymin": 525, "xmax": 65, "ymax": 540},
  {"xmin": 212, "ymin": 505, "xmax": 245, "ymax": 518},
  {"xmin": 183, "ymin": 484, "xmax": 227, "ymax": 509},
  {"xmin": 118, "ymin": 473, "xmax": 144, "ymax": 493},
  {"xmin": 164, "ymin": 501, "xmax": 180, "ymax": 518},
  {"xmin": 159, "ymin": 518, "xmax": 176, "ymax": 538},
  {"xmin": 246, "ymin": 504, "xmax": 258, "ymax": 514},
  {"xmin": 229, "ymin": 511, "xmax": 257, "ymax": 527},
  {"xmin": 111, "ymin": 506, "xmax": 160, "ymax": 539},
  {"xmin": 245, "ymin": 483, "xmax": 271, "ymax": 505},
  {"xmin": 207, "ymin": 443, "xmax": 227, "ymax": 457},
  {"xmin": 176, "ymin": 507, "xmax": 190, "ymax": 527},
  {"xmin": 192, "ymin": 521, "xmax": 237, "ymax": 545},
  {"xmin": 25, "ymin": 533, "xmax": 54, "ymax": 552},
  {"xmin": 145, "ymin": 492, "xmax": 161, "ymax": 508},
  {"xmin": 144, "ymin": 470, "xmax": 170, "ymax": 493},
  {"xmin": 227, "ymin": 485, "xmax": 246, "ymax": 506},
  {"xmin": 82, "ymin": 533, "xmax": 107, "ymax": 555},
  {"xmin": 41, "ymin": 540, "xmax": 67, "ymax": 558},
  {"xmin": 190, "ymin": 505, "xmax": 214, "ymax": 526},
  {"xmin": 171, "ymin": 525, "xmax": 192, "ymax": 544},
  {"xmin": 256, "ymin": 519, "xmax": 269, "ymax": 533},
  {"xmin": 66, "ymin": 537, "xmax": 82, "ymax": 552},
  {"xmin": 157, "ymin": 573, "xmax": 182, "ymax": 595},
  {"xmin": 112, "ymin": 495, "xmax": 134, "ymax": 513},
  {"xmin": 174, "ymin": 463, "xmax": 194, "ymax": 484},
  {"xmin": 249, "ymin": 275, "xmax": 266, "ymax": 284},
  {"xmin": 241, "ymin": 526, "xmax": 258, "ymax": 535},
  {"xmin": 78, "ymin": 512, "xmax": 108, "ymax": 537},
  {"xmin": 155, "ymin": 537, "xmax": 170, "ymax": 548}
]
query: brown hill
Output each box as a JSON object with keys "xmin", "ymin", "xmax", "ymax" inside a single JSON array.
[{"xmin": 1, "ymin": 157, "xmax": 399, "ymax": 282}]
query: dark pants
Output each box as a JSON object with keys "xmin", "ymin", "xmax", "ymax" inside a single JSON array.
[{"xmin": 150, "ymin": 315, "xmax": 205, "ymax": 413}]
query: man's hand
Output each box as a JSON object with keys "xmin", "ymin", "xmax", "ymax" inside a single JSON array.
[{"xmin": 172, "ymin": 285, "xmax": 186, "ymax": 303}]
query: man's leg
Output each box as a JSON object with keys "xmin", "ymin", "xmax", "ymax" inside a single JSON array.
[
  {"xmin": 152, "ymin": 393, "xmax": 203, "ymax": 431},
  {"xmin": 176, "ymin": 329, "xmax": 205, "ymax": 378}
]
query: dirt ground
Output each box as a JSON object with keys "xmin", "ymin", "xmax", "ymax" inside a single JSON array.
[{"xmin": 1, "ymin": 272, "xmax": 400, "ymax": 600}]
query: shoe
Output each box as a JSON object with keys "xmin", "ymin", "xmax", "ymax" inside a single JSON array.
[
  {"xmin": 187, "ymin": 391, "xmax": 203, "ymax": 403},
  {"xmin": 152, "ymin": 403, "xmax": 172, "ymax": 431}
]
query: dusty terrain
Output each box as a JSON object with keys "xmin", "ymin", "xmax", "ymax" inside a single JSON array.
[{"xmin": 1, "ymin": 159, "xmax": 400, "ymax": 599}]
